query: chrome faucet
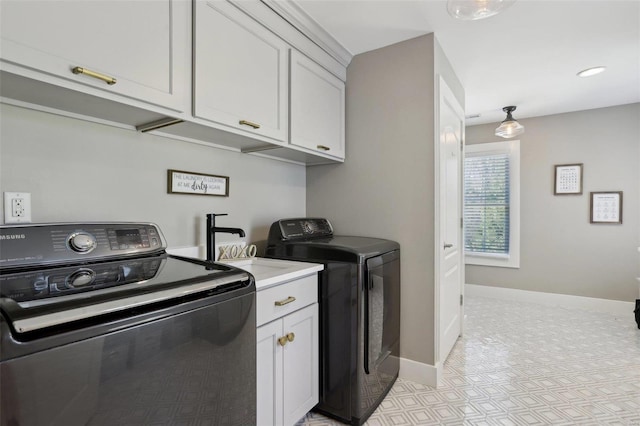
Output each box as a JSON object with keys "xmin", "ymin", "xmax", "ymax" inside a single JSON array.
[{"xmin": 206, "ymin": 213, "xmax": 245, "ymax": 262}]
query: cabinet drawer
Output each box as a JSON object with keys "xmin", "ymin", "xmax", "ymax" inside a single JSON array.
[{"xmin": 257, "ymin": 274, "xmax": 317, "ymax": 326}]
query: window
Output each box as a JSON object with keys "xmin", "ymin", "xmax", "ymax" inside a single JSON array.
[{"xmin": 464, "ymin": 140, "xmax": 520, "ymax": 268}]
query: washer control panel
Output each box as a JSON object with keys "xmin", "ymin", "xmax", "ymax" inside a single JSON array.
[{"xmin": 0, "ymin": 222, "xmax": 166, "ymax": 269}]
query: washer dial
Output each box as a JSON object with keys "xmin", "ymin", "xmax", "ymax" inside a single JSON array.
[{"xmin": 68, "ymin": 232, "xmax": 97, "ymax": 253}]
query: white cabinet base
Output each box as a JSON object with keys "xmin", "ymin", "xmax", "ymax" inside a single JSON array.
[{"xmin": 256, "ymin": 274, "xmax": 319, "ymax": 426}]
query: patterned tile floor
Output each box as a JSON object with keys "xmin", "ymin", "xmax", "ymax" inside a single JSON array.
[{"xmin": 296, "ymin": 296, "xmax": 640, "ymax": 426}]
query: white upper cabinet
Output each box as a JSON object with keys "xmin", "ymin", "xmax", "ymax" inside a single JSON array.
[
  {"xmin": 193, "ymin": 0, "xmax": 288, "ymax": 144},
  {"xmin": 0, "ymin": 0, "xmax": 189, "ymax": 113},
  {"xmin": 290, "ymin": 50, "xmax": 345, "ymax": 159},
  {"xmin": 0, "ymin": 0, "xmax": 349, "ymax": 164}
]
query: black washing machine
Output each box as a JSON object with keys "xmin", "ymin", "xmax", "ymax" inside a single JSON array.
[
  {"xmin": 266, "ymin": 218, "xmax": 400, "ymax": 425},
  {"xmin": 0, "ymin": 222, "xmax": 256, "ymax": 426}
]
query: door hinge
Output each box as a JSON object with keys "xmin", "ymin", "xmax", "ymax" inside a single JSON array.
[
  {"xmin": 460, "ymin": 294, "xmax": 464, "ymax": 305},
  {"xmin": 460, "ymin": 217, "xmax": 463, "ymax": 228}
]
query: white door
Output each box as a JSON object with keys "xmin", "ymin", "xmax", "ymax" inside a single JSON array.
[{"xmin": 437, "ymin": 76, "xmax": 465, "ymax": 364}]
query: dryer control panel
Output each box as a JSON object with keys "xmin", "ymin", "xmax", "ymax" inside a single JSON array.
[{"xmin": 271, "ymin": 218, "xmax": 333, "ymax": 241}]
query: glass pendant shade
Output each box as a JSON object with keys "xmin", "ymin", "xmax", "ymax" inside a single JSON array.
[
  {"xmin": 495, "ymin": 106, "xmax": 524, "ymax": 138},
  {"xmin": 447, "ymin": 0, "xmax": 517, "ymax": 21}
]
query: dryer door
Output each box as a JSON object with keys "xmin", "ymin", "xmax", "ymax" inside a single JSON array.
[{"xmin": 364, "ymin": 250, "xmax": 400, "ymax": 374}]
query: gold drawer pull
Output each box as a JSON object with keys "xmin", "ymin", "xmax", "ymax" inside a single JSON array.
[
  {"xmin": 286, "ymin": 332, "xmax": 295, "ymax": 342},
  {"xmin": 274, "ymin": 296, "xmax": 296, "ymax": 306},
  {"xmin": 239, "ymin": 119, "xmax": 261, "ymax": 129},
  {"xmin": 317, "ymin": 145, "xmax": 331, "ymax": 151},
  {"xmin": 72, "ymin": 67, "xmax": 117, "ymax": 85},
  {"xmin": 278, "ymin": 336, "xmax": 288, "ymax": 346}
]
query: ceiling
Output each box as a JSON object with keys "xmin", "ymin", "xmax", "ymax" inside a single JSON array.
[{"xmin": 292, "ymin": 0, "xmax": 640, "ymax": 126}]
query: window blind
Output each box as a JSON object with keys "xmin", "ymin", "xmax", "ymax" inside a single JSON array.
[{"xmin": 464, "ymin": 153, "xmax": 510, "ymax": 254}]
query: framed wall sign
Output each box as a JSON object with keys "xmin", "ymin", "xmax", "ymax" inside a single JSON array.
[
  {"xmin": 167, "ymin": 169, "xmax": 229, "ymax": 197},
  {"xmin": 554, "ymin": 163, "xmax": 583, "ymax": 195},
  {"xmin": 590, "ymin": 191, "xmax": 622, "ymax": 224}
]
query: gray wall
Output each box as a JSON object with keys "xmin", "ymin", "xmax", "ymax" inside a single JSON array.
[
  {"xmin": 466, "ymin": 103, "xmax": 640, "ymax": 301},
  {"xmin": 307, "ymin": 34, "xmax": 463, "ymax": 367},
  {"xmin": 0, "ymin": 104, "xmax": 306, "ymax": 249}
]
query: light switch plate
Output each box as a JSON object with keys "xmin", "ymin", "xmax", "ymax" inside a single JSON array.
[{"xmin": 4, "ymin": 192, "xmax": 32, "ymax": 224}]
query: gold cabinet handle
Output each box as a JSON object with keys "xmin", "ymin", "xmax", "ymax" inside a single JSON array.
[
  {"xmin": 278, "ymin": 336, "xmax": 288, "ymax": 346},
  {"xmin": 317, "ymin": 145, "xmax": 331, "ymax": 151},
  {"xmin": 274, "ymin": 296, "xmax": 296, "ymax": 307},
  {"xmin": 71, "ymin": 67, "xmax": 117, "ymax": 85},
  {"xmin": 239, "ymin": 120, "xmax": 261, "ymax": 129},
  {"xmin": 286, "ymin": 332, "xmax": 295, "ymax": 342}
]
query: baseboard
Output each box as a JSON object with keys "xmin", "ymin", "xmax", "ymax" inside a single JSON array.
[
  {"xmin": 466, "ymin": 283, "xmax": 635, "ymax": 318},
  {"xmin": 399, "ymin": 357, "xmax": 440, "ymax": 388}
]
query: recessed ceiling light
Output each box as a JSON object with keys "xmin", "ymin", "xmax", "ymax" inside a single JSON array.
[{"xmin": 577, "ymin": 66, "xmax": 606, "ymax": 78}]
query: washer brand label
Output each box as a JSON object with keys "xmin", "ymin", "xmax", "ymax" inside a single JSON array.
[{"xmin": 0, "ymin": 234, "xmax": 26, "ymax": 240}]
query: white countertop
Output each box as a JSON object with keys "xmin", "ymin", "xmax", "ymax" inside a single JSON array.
[{"xmin": 217, "ymin": 257, "xmax": 323, "ymax": 290}]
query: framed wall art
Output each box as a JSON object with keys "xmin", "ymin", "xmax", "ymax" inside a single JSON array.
[
  {"xmin": 554, "ymin": 163, "xmax": 583, "ymax": 195},
  {"xmin": 590, "ymin": 191, "xmax": 622, "ymax": 224},
  {"xmin": 167, "ymin": 169, "xmax": 229, "ymax": 197}
]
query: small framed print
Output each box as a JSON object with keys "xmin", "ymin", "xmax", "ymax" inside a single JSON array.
[
  {"xmin": 167, "ymin": 169, "xmax": 229, "ymax": 197},
  {"xmin": 554, "ymin": 163, "xmax": 583, "ymax": 195},
  {"xmin": 590, "ymin": 191, "xmax": 622, "ymax": 224}
]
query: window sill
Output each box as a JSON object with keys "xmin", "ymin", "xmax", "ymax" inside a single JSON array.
[{"xmin": 465, "ymin": 253, "xmax": 520, "ymax": 269}]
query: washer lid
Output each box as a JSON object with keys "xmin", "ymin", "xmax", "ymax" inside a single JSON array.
[
  {"xmin": 0, "ymin": 255, "xmax": 253, "ymax": 335},
  {"xmin": 267, "ymin": 235, "xmax": 400, "ymax": 264}
]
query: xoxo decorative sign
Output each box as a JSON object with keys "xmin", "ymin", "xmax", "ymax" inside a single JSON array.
[{"xmin": 218, "ymin": 244, "xmax": 257, "ymax": 261}]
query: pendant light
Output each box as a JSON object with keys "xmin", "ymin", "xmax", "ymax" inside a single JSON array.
[
  {"xmin": 447, "ymin": 0, "xmax": 517, "ymax": 21},
  {"xmin": 495, "ymin": 106, "xmax": 524, "ymax": 138}
]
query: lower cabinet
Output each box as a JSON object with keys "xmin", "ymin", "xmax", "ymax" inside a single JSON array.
[{"xmin": 257, "ymin": 294, "xmax": 319, "ymax": 426}]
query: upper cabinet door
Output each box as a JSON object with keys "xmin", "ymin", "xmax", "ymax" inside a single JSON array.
[
  {"xmin": 0, "ymin": 0, "xmax": 189, "ymax": 112},
  {"xmin": 193, "ymin": 0, "xmax": 288, "ymax": 144},
  {"xmin": 290, "ymin": 51, "xmax": 345, "ymax": 160}
]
